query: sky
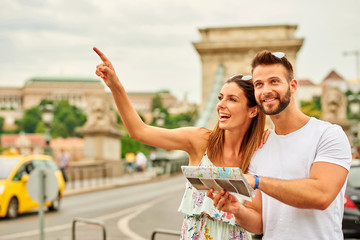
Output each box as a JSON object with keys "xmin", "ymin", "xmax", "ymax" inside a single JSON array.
[{"xmin": 1, "ymin": 0, "xmax": 360, "ymax": 104}]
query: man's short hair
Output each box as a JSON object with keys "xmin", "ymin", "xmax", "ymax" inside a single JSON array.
[{"xmin": 251, "ymin": 50, "xmax": 294, "ymax": 81}]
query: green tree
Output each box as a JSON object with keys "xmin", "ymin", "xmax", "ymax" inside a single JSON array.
[
  {"xmin": 21, "ymin": 107, "xmax": 42, "ymax": 133},
  {"xmin": 164, "ymin": 110, "xmax": 198, "ymax": 128},
  {"xmin": 0, "ymin": 117, "xmax": 4, "ymax": 134},
  {"xmin": 39, "ymin": 99, "xmax": 54, "ymax": 106},
  {"xmin": 151, "ymin": 93, "xmax": 163, "ymax": 111},
  {"xmin": 121, "ymin": 134, "xmax": 151, "ymax": 158},
  {"xmin": 345, "ymin": 89, "xmax": 353, "ymax": 97},
  {"xmin": 16, "ymin": 99, "xmax": 86, "ymax": 137},
  {"xmin": 300, "ymin": 96, "xmax": 322, "ymax": 119},
  {"xmin": 116, "ymin": 112, "xmax": 123, "ymax": 125},
  {"xmin": 34, "ymin": 121, "xmax": 46, "ymax": 133},
  {"xmin": 51, "ymin": 121, "xmax": 68, "ymax": 138},
  {"xmin": 53, "ymin": 100, "xmax": 86, "ymax": 137}
]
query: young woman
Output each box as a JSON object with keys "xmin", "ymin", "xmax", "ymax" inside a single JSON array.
[{"xmin": 93, "ymin": 47, "xmax": 266, "ymax": 239}]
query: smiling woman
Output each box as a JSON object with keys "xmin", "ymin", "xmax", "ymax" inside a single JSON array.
[{"xmin": 92, "ymin": 46, "xmax": 266, "ymax": 239}]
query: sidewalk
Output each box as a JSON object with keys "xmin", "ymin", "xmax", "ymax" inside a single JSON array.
[{"xmin": 63, "ymin": 168, "xmax": 161, "ymax": 197}]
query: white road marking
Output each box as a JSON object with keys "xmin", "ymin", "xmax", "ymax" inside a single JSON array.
[
  {"xmin": 117, "ymin": 194, "xmax": 171, "ymax": 240},
  {"xmin": 0, "ymin": 206, "xmax": 135, "ymax": 239},
  {"xmin": 0, "ymin": 194, "xmax": 171, "ymax": 240}
]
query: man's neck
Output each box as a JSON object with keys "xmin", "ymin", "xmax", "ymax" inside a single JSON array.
[{"xmin": 270, "ymin": 104, "xmax": 310, "ymax": 135}]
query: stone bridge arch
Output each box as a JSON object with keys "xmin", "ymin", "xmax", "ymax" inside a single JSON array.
[{"xmin": 193, "ymin": 25, "xmax": 304, "ymax": 128}]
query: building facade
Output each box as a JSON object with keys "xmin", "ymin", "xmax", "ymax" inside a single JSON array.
[
  {"xmin": 0, "ymin": 76, "xmax": 107, "ymax": 130},
  {"xmin": 0, "ymin": 76, "xmax": 193, "ymax": 129},
  {"xmin": 297, "ymin": 79, "xmax": 321, "ymax": 102}
]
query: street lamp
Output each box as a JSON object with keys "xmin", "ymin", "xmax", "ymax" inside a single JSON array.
[
  {"xmin": 40, "ymin": 104, "xmax": 54, "ymax": 156},
  {"xmin": 153, "ymin": 108, "xmax": 166, "ymax": 127},
  {"xmin": 156, "ymin": 112, "xmax": 166, "ymax": 127},
  {"xmin": 349, "ymin": 95, "xmax": 360, "ymax": 117},
  {"xmin": 348, "ymin": 94, "xmax": 360, "ymax": 145},
  {"xmin": 343, "ymin": 50, "xmax": 359, "ymax": 81}
]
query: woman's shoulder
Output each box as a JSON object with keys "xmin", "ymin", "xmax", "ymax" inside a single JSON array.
[
  {"xmin": 182, "ymin": 127, "xmax": 210, "ymax": 149},
  {"xmin": 181, "ymin": 126, "xmax": 211, "ymax": 138},
  {"xmin": 183, "ymin": 127, "xmax": 210, "ymax": 164}
]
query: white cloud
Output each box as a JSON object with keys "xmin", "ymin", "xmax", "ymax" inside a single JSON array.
[{"xmin": 0, "ymin": 0, "xmax": 360, "ymax": 103}]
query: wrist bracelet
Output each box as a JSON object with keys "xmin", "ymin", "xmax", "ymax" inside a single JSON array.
[{"xmin": 254, "ymin": 175, "xmax": 259, "ymax": 190}]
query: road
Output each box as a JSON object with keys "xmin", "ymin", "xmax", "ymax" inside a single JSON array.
[
  {"xmin": 0, "ymin": 175, "xmax": 186, "ymax": 240},
  {"xmin": 0, "ymin": 174, "xmax": 358, "ymax": 240}
]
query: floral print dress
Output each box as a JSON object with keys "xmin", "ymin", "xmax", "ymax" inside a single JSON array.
[{"xmin": 178, "ymin": 153, "xmax": 252, "ymax": 240}]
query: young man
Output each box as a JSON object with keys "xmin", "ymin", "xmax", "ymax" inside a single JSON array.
[{"xmin": 208, "ymin": 51, "xmax": 352, "ymax": 239}]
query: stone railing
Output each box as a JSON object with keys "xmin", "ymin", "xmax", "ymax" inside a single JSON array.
[{"xmin": 66, "ymin": 161, "xmax": 113, "ymax": 189}]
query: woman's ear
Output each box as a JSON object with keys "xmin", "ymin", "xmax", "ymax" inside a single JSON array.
[{"xmin": 249, "ymin": 106, "xmax": 259, "ymax": 118}]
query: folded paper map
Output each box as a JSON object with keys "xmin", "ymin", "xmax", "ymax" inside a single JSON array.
[{"xmin": 181, "ymin": 166, "xmax": 255, "ymax": 201}]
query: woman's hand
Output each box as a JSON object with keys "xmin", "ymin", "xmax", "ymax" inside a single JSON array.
[
  {"xmin": 207, "ymin": 188, "xmax": 242, "ymax": 214},
  {"xmin": 208, "ymin": 188, "xmax": 263, "ymax": 234},
  {"xmin": 93, "ymin": 46, "xmax": 119, "ymax": 89},
  {"xmin": 259, "ymin": 128, "xmax": 272, "ymax": 148}
]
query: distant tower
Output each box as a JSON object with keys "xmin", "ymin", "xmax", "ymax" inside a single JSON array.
[{"xmin": 192, "ymin": 25, "xmax": 304, "ymax": 128}]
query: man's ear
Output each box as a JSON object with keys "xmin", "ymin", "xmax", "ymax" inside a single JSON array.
[{"xmin": 290, "ymin": 79, "xmax": 297, "ymax": 93}]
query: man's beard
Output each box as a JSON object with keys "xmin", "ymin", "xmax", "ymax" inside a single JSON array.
[{"xmin": 259, "ymin": 87, "xmax": 291, "ymax": 115}]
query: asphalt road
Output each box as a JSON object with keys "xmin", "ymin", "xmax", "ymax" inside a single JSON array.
[
  {"xmin": 0, "ymin": 175, "xmax": 186, "ymax": 240},
  {"xmin": 0, "ymin": 174, "xmax": 358, "ymax": 240}
]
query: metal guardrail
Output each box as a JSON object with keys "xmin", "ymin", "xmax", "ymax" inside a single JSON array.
[
  {"xmin": 151, "ymin": 228, "xmax": 181, "ymax": 240},
  {"xmin": 72, "ymin": 217, "xmax": 106, "ymax": 240}
]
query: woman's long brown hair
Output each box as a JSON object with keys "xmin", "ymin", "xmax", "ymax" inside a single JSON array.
[{"xmin": 206, "ymin": 75, "xmax": 266, "ymax": 173}]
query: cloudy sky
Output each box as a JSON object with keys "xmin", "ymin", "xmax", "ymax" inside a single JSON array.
[{"xmin": 1, "ymin": 0, "xmax": 359, "ymax": 103}]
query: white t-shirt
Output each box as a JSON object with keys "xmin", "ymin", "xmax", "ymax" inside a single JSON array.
[
  {"xmin": 58, "ymin": 152, "xmax": 70, "ymax": 168},
  {"xmin": 249, "ymin": 117, "xmax": 351, "ymax": 240},
  {"xmin": 135, "ymin": 152, "xmax": 147, "ymax": 166}
]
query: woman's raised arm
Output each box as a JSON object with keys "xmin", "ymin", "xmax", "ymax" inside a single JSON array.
[{"xmin": 93, "ymin": 47, "xmax": 208, "ymax": 154}]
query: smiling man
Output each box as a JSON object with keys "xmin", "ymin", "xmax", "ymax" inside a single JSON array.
[{"xmin": 209, "ymin": 51, "xmax": 352, "ymax": 239}]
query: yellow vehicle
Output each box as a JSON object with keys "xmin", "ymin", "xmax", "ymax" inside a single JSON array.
[{"xmin": 0, "ymin": 154, "xmax": 65, "ymax": 218}]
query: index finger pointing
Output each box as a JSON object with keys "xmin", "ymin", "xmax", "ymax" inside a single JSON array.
[{"xmin": 93, "ymin": 46, "xmax": 109, "ymax": 63}]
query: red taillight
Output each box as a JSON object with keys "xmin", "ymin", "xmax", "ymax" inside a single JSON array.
[{"xmin": 344, "ymin": 194, "xmax": 357, "ymax": 209}]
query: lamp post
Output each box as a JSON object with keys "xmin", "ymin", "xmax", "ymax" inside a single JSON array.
[
  {"xmin": 153, "ymin": 108, "xmax": 166, "ymax": 127},
  {"xmin": 156, "ymin": 112, "xmax": 166, "ymax": 127},
  {"xmin": 343, "ymin": 50, "xmax": 360, "ymax": 81},
  {"xmin": 348, "ymin": 94, "xmax": 360, "ymax": 146},
  {"xmin": 41, "ymin": 104, "xmax": 54, "ymax": 156}
]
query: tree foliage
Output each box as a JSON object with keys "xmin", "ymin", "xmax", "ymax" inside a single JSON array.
[
  {"xmin": 300, "ymin": 96, "xmax": 322, "ymax": 119},
  {"xmin": 52, "ymin": 100, "xmax": 87, "ymax": 137},
  {"xmin": 0, "ymin": 117, "xmax": 4, "ymax": 134},
  {"xmin": 15, "ymin": 95, "xmax": 198, "ymax": 159},
  {"xmin": 16, "ymin": 100, "xmax": 86, "ymax": 138},
  {"xmin": 19, "ymin": 107, "xmax": 42, "ymax": 133},
  {"xmin": 120, "ymin": 93, "xmax": 198, "ymax": 156},
  {"xmin": 151, "ymin": 93, "xmax": 163, "ymax": 111},
  {"xmin": 120, "ymin": 134, "xmax": 152, "ymax": 158}
]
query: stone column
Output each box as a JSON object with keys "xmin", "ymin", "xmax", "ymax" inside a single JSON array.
[{"xmin": 76, "ymin": 96, "xmax": 124, "ymax": 176}]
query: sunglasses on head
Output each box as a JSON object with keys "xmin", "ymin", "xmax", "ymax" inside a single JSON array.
[
  {"xmin": 272, "ymin": 52, "xmax": 286, "ymax": 58},
  {"xmin": 230, "ymin": 74, "xmax": 252, "ymax": 81}
]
